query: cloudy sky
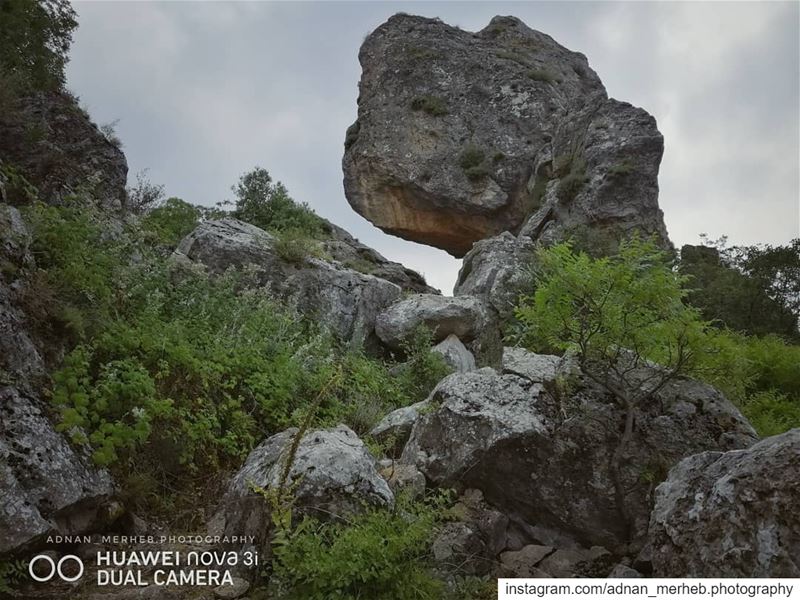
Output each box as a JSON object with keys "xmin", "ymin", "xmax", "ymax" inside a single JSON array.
[{"xmin": 67, "ymin": 1, "xmax": 799, "ymax": 294}]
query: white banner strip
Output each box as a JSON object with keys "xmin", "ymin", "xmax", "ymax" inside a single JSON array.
[{"xmin": 498, "ymin": 579, "xmax": 800, "ymax": 600}]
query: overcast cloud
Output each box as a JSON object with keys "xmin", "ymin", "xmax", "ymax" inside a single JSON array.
[{"xmin": 67, "ymin": 1, "xmax": 799, "ymax": 293}]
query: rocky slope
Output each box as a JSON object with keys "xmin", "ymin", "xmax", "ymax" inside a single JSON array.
[
  {"xmin": 2, "ymin": 11, "xmax": 798, "ymax": 596},
  {"xmin": 343, "ymin": 14, "xmax": 669, "ymax": 258}
]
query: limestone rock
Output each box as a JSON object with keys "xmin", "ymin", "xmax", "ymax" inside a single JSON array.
[
  {"xmin": 320, "ymin": 219, "xmax": 438, "ymax": 294},
  {"xmin": 402, "ymin": 364, "xmax": 757, "ymax": 552},
  {"xmin": 538, "ymin": 546, "xmax": 614, "ymax": 578},
  {"xmin": 369, "ymin": 401, "xmax": 427, "ymax": 457},
  {"xmin": 343, "ymin": 14, "xmax": 668, "ymax": 257},
  {"xmin": 379, "ymin": 463, "xmax": 426, "ymax": 499},
  {"xmin": 453, "ymin": 232, "xmax": 536, "ymax": 317},
  {"xmin": 0, "ymin": 90, "xmax": 127, "ymax": 210},
  {"xmin": 646, "ymin": 429, "xmax": 800, "ymax": 577},
  {"xmin": 502, "ymin": 347, "xmax": 560, "ymax": 382},
  {"xmin": 375, "ymin": 293, "xmax": 501, "ymax": 366},
  {"xmin": 0, "ymin": 386, "xmax": 116, "ymax": 556},
  {"xmin": 608, "ymin": 564, "xmax": 643, "ymax": 578},
  {"xmin": 214, "ymin": 577, "xmax": 250, "ymax": 599},
  {"xmin": 499, "ymin": 545, "xmax": 554, "ymax": 577},
  {"xmin": 209, "ymin": 425, "xmax": 393, "ymax": 543},
  {"xmin": 174, "ymin": 219, "xmax": 401, "ymax": 349},
  {"xmin": 432, "ymin": 334, "xmax": 476, "ymax": 372}
]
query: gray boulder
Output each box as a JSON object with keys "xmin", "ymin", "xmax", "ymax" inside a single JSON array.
[
  {"xmin": 375, "ymin": 293, "xmax": 501, "ymax": 366},
  {"xmin": 402, "ymin": 363, "xmax": 757, "ymax": 552},
  {"xmin": 646, "ymin": 429, "xmax": 800, "ymax": 577},
  {"xmin": 502, "ymin": 347, "xmax": 560, "ymax": 382},
  {"xmin": 209, "ymin": 425, "xmax": 393, "ymax": 543},
  {"xmin": 0, "ymin": 387, "xmax": 117, "ymax": 556},
  {"xmin": 174, "ymin": 219, "xmax": 401, "ymax": 349},
  {"xmin": 453, "ymin": 232, "xmax": 536, "ymax": 318},
  {"xmin": 433, "ymin": 334, "xmax": 476, "ymax": 372},
  {"xmin": 343, "ymin": 14, "xmax": 668, "ymax": 257},
  {"xmin": 369, "ymin": 401, "xmax": 427, "ymax": 457}
]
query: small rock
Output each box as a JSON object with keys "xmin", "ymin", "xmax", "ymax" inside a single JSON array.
[
  {"xmin": 380, "ymin": 463, "xmax": 426, "ymax": 499},
  {"xmin": 433, "ymin": 334, "xmax": 476, "ymax": 372},
  {"xmin": 538, "ymin": 546, "xmax": 614, "ymax": 578},
  {"xmin": 608, "ymin": 563, "xmax": 643, "ymax": 578},
  {"xmin": 214, "ymin": 576, "xmax": 250, "ymax": 599},
  {"xmin": 500, "ymin": 545, "xmax": 554, "ymax": 577}
]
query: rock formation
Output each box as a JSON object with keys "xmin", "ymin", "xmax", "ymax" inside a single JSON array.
[
  {"xmin": 401, "ymin": 349, "xmax": 758, "ymax": 552},
  {"xmin": 209, "ymin": 425, "xmax": 393, "ymax": 543},
  {"xmin": 343, "ymin": 14, "xmax": 668, "ymax": 258},
  {"xmin": 645, "ymin": 429, "xmax": 800, "ymax": 576},
  {"xmin": 0, "ymin": 91, "xmax": 128, "ymax": 211},
  {"xmin": 174, "ymin": 218, "xmax": 403, "ymax": 349}
]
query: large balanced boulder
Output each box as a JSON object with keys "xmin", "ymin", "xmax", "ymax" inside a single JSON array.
[
  {"xmin": 174, "ymin": 219, "xmax": 402, "ymax": 349},
  {"xmin": 401, "ymin": 350, "xmax": 758, "ymax": 552},
  {"xmin": 209, "ymin": 425, "xmax": 393, "ymax": 543},
  {"xmin": 343, "ymin": 14, "xmax": 668, "ymax": 257},
  {"xmin": 645, "ymin": 429, "xmax": 800, "ymax": 577},
  {"xmin": 0, "ymin": 387, "xmax": 117, "ymax": 556},
  {"xmin": 375, "ymin": 293, "xmax": 502, "ymax": 366}
]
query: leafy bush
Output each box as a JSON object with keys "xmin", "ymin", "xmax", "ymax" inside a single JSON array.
[
  {"xmin": 271, "ymin": 494, "xmax": 445, "ymax": 600},
  {"xmin": 230, "ymin": 167, "xmax": 326, "ymax": 238},
  {"xmin": 126, "ymin": 169, "xmax": 165, "ymax": 214},
  {"xmin": 139, "ymin": 197, "xmax": 202, "ymax": 247},
  {"xmin": 459, "ymin": 145, "xmax": 491, "ymax": 181},
  {"xmin": 411, "ymin": 95, "xmax": 448, "ymax": 116}
]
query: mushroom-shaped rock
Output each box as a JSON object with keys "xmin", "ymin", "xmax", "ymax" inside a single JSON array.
[
  {"xmin": 343, "ymin": 14, "xmax": 668, "ymax": 257},
  {"xmin": 210, "ymin": 425, "xmax": 393, "ymax": 543},
  {"xmin": 646, "ymin": 429, "xmax": 800, "ymax": 577}
]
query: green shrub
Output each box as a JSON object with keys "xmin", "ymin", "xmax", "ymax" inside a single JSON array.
[
  {"xmin": 459, "ymin": 145, "xmax": 492, "ymax": 181},
  {"xmin": 140, "ymin": 197, "xmax": 202, "ymax": 247},
  {"xmin": 527, "ymin": 69, "xmax": 559, "ymax": 83},
  {"xmin": 410, "ymin": 95, "xmax": 448, "ymax": 117},
  {"xmin": 556, "ymin": 157, "xmax": 588, "ymax": 203},
  {"xmin": 231, "ymin": 167, "xmax": 326, "ymax": 238},
  {"xmin": 607, "ymin": 160, "xmax": 634, "ymax": 177},
  {"xmin": 271, "ymin": 494, "xmax": 445, "ymax": 600}
]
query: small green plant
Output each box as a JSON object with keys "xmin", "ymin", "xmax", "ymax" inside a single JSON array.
[
  {"xmin": 140, "ymin": 197, "xmax": 202, "ymax": 247},
  {"xmin": 527, "ymin": 69, "xmax": 559, "ymax": 83},
  {"xmin": 0, "ymin": 559, "xmax": 28, "ymax": 594},
  {"xmin": 459, "ymin": 144, "xmax": 491, "ymax": 181},
  {"xmin": 608, "ymin": 160, "xmax": 634, "ymax": 178},
  {"xmin": 410, "ymin": 95, "xmax": 448, "ymax": 117},
  {"xmin": 556, "ymin": 157, "xmax": 588, "ymax": 203},
  {"xmin": 270, "ymin": 493, "xmax": 446, "ymax": 600},
  {"xmin": 273, "ymin": 228, "xmax": 315, "ymax": 265}
]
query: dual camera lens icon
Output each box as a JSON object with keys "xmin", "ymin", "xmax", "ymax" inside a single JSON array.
[{"xmin": 28, "ymin": 554, "xmax": 84, "ymax": 583}]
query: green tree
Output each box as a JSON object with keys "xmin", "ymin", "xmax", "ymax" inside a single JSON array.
[
  {"xmin": 230, "ymin": 166, "xmax": 325, "ymax": 237},
  {"xmin": 679, "ymin": 238, "xmax": 799, "ymax": 340},
  {"xmin": 515, "ymin": 238, "xmax": 708, "ymax": 538},
  {"xmin": 0, "ymin": 0, "xmax": 77, "ymax": 91}
]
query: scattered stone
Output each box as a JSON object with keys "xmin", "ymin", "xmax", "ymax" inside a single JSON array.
[
  {"xmin": 499, "ymin": 545, "xmax": 554, "ymax": 577},
  {"xmin": 379, "ymin": 463, "xmax": 426, "ymax": 499},
  {"xmin": 608, "ymin": 563, "xmax": 643, "ymax": 578},
  {"xmin": 375, "ymin": 293, "xmax": 501, "ymax": 366},
  {"xmin": 502, "ymin": 347, "xmax": 560, "ymax": 382},
  {"xmin": 369, "ymin": 401, "xmax": 428, "ymax": 457},
  {"xmin": 0, "ymin": 386, "xmax": 116, "ymax": 556}
]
